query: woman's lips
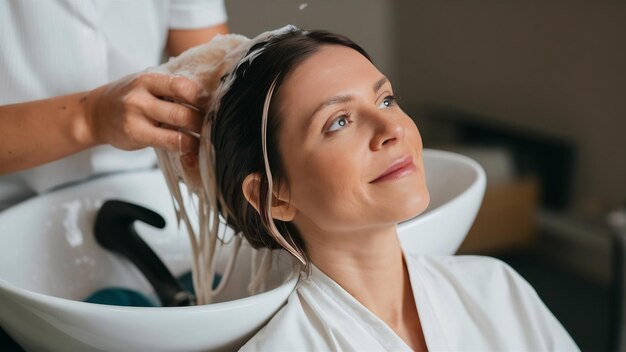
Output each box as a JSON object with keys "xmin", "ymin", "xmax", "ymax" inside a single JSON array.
[{"xmin": 370, "ymin": 154, "xmax": 417, "ymax": 183}]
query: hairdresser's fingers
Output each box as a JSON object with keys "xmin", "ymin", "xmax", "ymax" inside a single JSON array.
[
  {"xmin": 141, "ymin": 125, "xmax": 200, "ymax": 155},
  {"xmin": 180, "ymin": 153, "xmax": 199, "ymax": 170},
  {"xmin": 136, "ymin": 73, "xmax": 202, "ymax": 107},
  {"xmin": 142, "ymin": 97, "xmax": 203, "ymax": 133}
]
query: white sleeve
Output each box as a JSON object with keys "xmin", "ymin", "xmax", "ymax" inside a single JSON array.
[
  {"xmin": 480, "ymin": 257, "xmax": 581, "ymax": 351},
  {"xmin": 502, "ymin": 262, "xmax": 580, "ymax": 351},
  {"xmin": 430, "ymin": 255, "xmax": 581, "ymax": 351},
  {"xmin": 169, "ymin": 0, "xmax": 228, "ymax": 29}
]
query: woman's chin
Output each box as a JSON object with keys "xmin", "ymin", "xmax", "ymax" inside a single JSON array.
[{"xmin": 395, "ymin": 188, "xmax": 430, "ymax": 223}]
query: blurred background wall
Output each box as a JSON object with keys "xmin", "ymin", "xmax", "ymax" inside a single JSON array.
[
  {"xmin": 393, "ymin": 1, "xmax": 626, "ymax": 211},
  {"xmin": 226, "ymin": 1, "xmax": 626, "ymax": 350}
]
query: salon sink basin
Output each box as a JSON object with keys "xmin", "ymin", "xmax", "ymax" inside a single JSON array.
[
  {"xmin": 0, "ymin": 170, "xmax": 297, "ymax": 351},
  {"xmin": 0, "ymin": 148, "xmax": 484, "ymax": 351}
]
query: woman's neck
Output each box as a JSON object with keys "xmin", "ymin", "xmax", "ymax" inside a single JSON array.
[
  {"xmin": 301, "ymin": 223, "xmax": 429, "ymax": 350},
  {"xmin": 305, "ymin": 225, "xmax": 411, "ymax": 328}
]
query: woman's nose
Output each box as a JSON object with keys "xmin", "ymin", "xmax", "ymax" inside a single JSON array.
[{"xmin": 369, "ymin": 111, "xmax": 405, "ymax": 151}]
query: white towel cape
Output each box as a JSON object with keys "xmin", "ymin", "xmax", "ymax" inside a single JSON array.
[{"xmin": 241, "ymin": 253, "xmax": 579, "ymax": 351}]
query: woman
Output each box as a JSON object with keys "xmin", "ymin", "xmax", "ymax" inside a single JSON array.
[{"xmin": 200, "ymin": 27, "xmax": 579, "ymax": 351}]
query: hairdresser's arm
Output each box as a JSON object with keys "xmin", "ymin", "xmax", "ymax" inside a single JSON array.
[
  {"xmin": 166, "ymin": 23, "xmax": 229, "ymax": 56},
  {"xmin": 0, "ymin": 25, "xmax": 228, "ymax": 175},
  {"xmin": 0, "ymin": 74, "xmax": 202, "ymax": 175}
]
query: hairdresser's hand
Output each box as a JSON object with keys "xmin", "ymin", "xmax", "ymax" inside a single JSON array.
[{"xmin": 84, "ymin": 73, "xmax": 202, "ymax": 155}]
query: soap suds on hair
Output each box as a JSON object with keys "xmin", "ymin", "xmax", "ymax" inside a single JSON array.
[{"xmin": 151, "ymin": 25, "xmax": 298, "ymax": 305}]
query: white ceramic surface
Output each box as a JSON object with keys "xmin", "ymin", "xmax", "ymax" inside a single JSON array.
[
  {"xmin": 0, "ymin": 170, "xmax": 298, "ymax": 352},
  {"xmin": 0, "ymin": 148, "xmax": 485, "ymax": 351}
]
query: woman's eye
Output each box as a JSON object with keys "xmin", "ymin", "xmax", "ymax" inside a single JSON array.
[
  {"xmin": 378, "ymin": 95, "xmax": 397, "ymax": 109},
  {"xmin": 327, "ymin": 114, "xmax": 350, "ymax": 132}
]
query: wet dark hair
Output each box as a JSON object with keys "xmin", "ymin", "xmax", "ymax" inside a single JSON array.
[{"xmin": 212, "ymin": 28, "xmax": 372, "ymax": 269}]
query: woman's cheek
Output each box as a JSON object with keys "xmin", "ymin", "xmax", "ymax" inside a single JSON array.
[
  {"xmin": 301, "ymin": 153, "xmax": 346, "ymax": 197},
  {"xmin": 404, "ymin": 119, "xmax": 423, "ymax": 147}
]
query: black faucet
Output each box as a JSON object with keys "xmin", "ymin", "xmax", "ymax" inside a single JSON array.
[{"xmin": 94, "ymin": 200, "xmax": 195, "ymax": 307}]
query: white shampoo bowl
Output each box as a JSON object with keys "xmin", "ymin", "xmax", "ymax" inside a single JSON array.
[
  {"xmin": 0, "ymin": 148, "xmax": 485, "ymax": 351},
  {"xmin": 0, "ymin": 170, "xmax": 297, "ymax": 351}
]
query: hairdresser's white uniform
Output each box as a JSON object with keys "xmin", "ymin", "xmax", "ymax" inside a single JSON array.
[
  {"xmin": 241, "ymin": 253, "xmax": 579, "ymax": 351},
  {"xmin": 0, "ymin": 0, "xmax": 227, "ymax": 211}
]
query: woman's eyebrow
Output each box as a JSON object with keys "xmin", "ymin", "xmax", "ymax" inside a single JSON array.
[
  {"xmin": 373, "ymin": 76, "xmax": 388, "ymax": 93},
  {"xmin": 307, "ymin": 76, "xmax": 389, "ymax": 127},
  {"xmin": 308, "ymin": 95, "xmax": 353, "ymax": 124}
]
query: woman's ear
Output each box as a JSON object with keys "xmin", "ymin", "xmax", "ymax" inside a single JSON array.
[{"xmin": 242, "ymin": 172, "xmax": 296, "ymax": 222}]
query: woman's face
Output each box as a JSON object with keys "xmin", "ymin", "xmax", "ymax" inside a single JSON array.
[{"xmin": 275, "ymin": 44, "xmax": 429, "ymax": 236}]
